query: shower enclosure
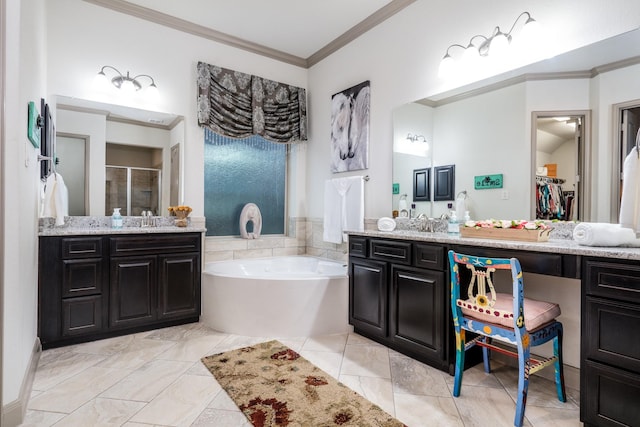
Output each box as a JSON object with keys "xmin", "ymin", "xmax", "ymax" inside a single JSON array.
[{"xmin": 106, "ymin": 166, "xmax": 161, "ymax": 216}]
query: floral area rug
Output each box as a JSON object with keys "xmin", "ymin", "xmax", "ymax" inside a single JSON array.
[{"xmin": 201, "ymin": 340, "xmax": 406, "ymax": 427}]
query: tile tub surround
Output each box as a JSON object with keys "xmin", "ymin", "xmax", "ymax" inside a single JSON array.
[{"xmin": 23, "ymin": 322, "xmax": 581, "ymax": 427}]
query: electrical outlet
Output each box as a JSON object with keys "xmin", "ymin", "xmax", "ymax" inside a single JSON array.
[{"xmin": 501, "ymin": 190, "xmax": 509, "ymax": 200}]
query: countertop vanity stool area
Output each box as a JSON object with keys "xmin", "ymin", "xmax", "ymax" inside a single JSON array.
[
  {"xmin": 38, "ymin": 222, "xmax": 205, "ymax": 349},
  {"xmin": 347, "ymin": 230, "xmax": 640, "ymax": 427}
]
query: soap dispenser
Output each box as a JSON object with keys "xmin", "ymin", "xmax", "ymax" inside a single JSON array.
[
  {"xmin": 398, "ymin": 194, "xmax": 409, "ymax": 217},
  {"xmin": 448, "ymin": 210, "xmax": 459, "ymax": 235},
  {"xmin": 112, "ymin": 208, "xmax": 123, "ymax": 229}
]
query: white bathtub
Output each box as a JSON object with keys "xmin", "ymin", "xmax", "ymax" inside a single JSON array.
[{"xmin": 201, "ymin": 256, "xmax": 350, "ymax": 337}]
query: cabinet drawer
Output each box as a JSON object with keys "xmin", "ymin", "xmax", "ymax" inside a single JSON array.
[
  {"xmin": 348, "ymin": 236, "xmax": 368, "ymax": 258},
  {"xmin": 62, "ymin": 258, "xmax": 103, "ymax": 298},
  {"xmin": 370, "ymin": 239, "xmax": 412, "ymax": 265},
  {"xmin": 452, "ymin": 245, "xmax": 579, "ymax": 278},
  {"xmin": 584, "ymin": 259, "xmax": 640, "ymax": 303},
  {"xmin": 413, "ymin": 243, "xmax": 445, "ymax": 270},
  {"xmin": 62, "ymin": 295, "xmax": 103, "ymax": 337},
  {"xmin": 582, "ymin": 359, "xmax": 640, "ymax": 427},
  {"xmin": 62, "ymin": 237, "xmax": 103, "ymax": 259},
  {"xmin": 110, "ymin": 234, "xmax": 200, "ymax": 256},
  {"xmin": 584, "ymin": 296, "xmax": 640, "ymax": 372}
]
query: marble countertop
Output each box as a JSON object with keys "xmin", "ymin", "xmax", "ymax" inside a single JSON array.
[
  {"xmin": 39, "ymin": 216, "xmax": 206, "ymax": 236},
  {"xmin": 348, "ymin": 229, "xmax": 640, "ymax": 261}
]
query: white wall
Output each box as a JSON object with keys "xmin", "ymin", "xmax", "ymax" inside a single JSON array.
[
  {"xmin": 306, "ymin": 0, "xmax": 640, "ymax": 220},
  {"xmin": 45, "ymin": 0, "xmax": 308, "ymax": 218},
  {"xmin": 3, "ymin": 0, "xmax": 46, "ymax": 411}
]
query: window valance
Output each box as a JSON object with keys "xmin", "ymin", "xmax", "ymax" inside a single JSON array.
[{"xmin": 197, "ymin": 62, "xmax": 307, "ymax": 143}]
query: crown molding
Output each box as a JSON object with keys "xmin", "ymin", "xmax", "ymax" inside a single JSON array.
[
  {"xmin": 82, "ymin": 0, "xmax": 416, "ymax": 69},
  {"xmin": 82, "ymin": 0, "xmax": 308, "ymax": 68},
  {"xmin": 307, "ymin": 0, "xmax": 417, "ymax": 67},
  {"xmin": 419, "ymin": 56, "xmax": 640, "ymax": 107}
]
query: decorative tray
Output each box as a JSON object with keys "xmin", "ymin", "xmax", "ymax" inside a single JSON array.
[{"xmin": 459, "ymin": 226, "xmax": 551, "ymax": 242}]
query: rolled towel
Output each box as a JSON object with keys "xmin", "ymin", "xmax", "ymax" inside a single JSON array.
[{"xmin": 573, "ymin": 222, "xmax": 640, "ymax": 247}]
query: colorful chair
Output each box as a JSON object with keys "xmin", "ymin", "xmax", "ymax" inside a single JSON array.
[{"xmin": 447, "ymin": 250, "xmax": 566, "ymax": 427}]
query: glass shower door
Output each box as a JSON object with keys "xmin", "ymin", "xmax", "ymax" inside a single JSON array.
[{"xmin": 106, "ymin": 166, "xmax": 161, "ymax": 216}]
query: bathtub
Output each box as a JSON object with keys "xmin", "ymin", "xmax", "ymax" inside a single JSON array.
[{"xmin": 201, "ymin": 256, "xmax": 350, "ymax": 337}]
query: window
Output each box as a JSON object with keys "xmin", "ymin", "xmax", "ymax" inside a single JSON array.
[{"xmin": 204, "ymin": 128, "xmax": 286, "ymax": 236}]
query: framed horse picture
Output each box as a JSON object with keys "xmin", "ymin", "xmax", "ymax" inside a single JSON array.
[{"xmin": 330, "ymin": 80, "xmax": 370, "ymax": 173}]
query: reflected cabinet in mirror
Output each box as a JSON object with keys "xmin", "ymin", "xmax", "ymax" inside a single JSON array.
[
  {"xmin": 393, "ymin": 27, "xmax": 640, "ymax": 223},
  {"xmin": 54, "ymin": 96, "xmax": 185, "ymax": 216}
]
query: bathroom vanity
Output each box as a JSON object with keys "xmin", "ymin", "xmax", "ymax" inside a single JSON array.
[
  {"xmin": 348, "ymin": 230, "xmax": 640, "ymax": 427},
  {"xmin": 38, "ymin": 221, "xmax": 204, "ymax": 349}
]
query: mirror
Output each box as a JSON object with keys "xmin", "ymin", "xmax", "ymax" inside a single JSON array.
[
  {"xmin": 393, "ymin": 27, "xmax": 640, "ymax": 222},
  {"xmin": 54, "ymin": 95, "xmax": 185, "ymax": 216}
]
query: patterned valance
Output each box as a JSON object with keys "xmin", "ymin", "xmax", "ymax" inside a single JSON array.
[{"xmin": 197, "ymin": 62, "xmax": 307, "ymax": 143}]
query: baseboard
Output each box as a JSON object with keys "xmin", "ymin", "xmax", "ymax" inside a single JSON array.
[
  {"xmin": 492, "ymin": 351, "xmax": 580, "ymax": 392},
  {"xmin": 2, "ymin": 337, "xmax": 42, "ymax": 427}
]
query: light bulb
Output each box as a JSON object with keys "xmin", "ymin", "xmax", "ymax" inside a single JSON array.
[
  {"xmin": 438, "ymin": 54, "xmax": 454, "ymax": 78},
  {"xmin": 94, "ymin": 71, "xmax": 109, "ymax": 92},
  {"xmin": 146, "ymin": 82, "xmax": 159, "ymax": 100},
  {"xmin": 490, "ymin": 32, "xmax": 510, "ymax": 57},
  {"xmin": 462, "ymin": 43, "xmax": 480, "ymax": 67},
  {"xmin": 121, "ymin": 79, "xmax": 136, "ymax": 94}
]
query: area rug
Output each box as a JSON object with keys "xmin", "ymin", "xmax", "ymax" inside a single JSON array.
[{"xmin": 201, "ymin": 340, "xmax": 406, "ymax": 426}]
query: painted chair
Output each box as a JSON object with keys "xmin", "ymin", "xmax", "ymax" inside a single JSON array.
[{"xmin": 447, "ymin": 250, "xmax": 566, "ymax": 427}]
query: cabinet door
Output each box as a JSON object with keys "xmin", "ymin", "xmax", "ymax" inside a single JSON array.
[
  {"xmin": 582, "ymin": 360, "xmax": 640, "ymax": 427},
  {"xmin": 349, "ymin": 258, "xmax": 388, "ymax": 338},
  {"xmin": 110, "ymin": 255, "xmax": 157, "ymax": 328},
  {"xmin": 62, "ymin": 295, "xmax": 103, "ymax": 336},
  {"xmin": 158, "ymin": 253, "xmax": 200, "ymax": 320},
  {"xmin": 390, "ymin": 266, "xmax": 445, "ymax": 362}
]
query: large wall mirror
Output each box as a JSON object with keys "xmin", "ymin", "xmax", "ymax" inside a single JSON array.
[
  {"xmin": 393, "ymin": 27, "xmax": 640, "ymax": 223},
  {"xmin": 54, "ymin": 95, "xmax": 185, "ymax": 216}
]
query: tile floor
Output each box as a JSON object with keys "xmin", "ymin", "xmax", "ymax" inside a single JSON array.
[{"xmin": 21, "ymin": 322, "xmax": 581, "ymax": 426}]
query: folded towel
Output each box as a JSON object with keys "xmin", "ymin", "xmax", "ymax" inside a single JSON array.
[
  {"xmin": 619, "ymin": 143, "xmax": 640, "ymax": 234},
  {"xmin": 573, "ymin": 222, "xmax": 640, "ymax": 247}
]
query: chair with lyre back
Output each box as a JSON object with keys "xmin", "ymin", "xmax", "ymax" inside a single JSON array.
[{"xmin": 447, "ymin": 250, "xmax": 566, "ymax": 427}]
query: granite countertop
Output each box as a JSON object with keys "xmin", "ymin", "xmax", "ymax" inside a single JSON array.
[
  {"xmin": 39, "ymin": 216, "xmax": 206, "ymax": 236},
  {"xmin": 348, "ymin": 229, "xmax": 640, "ymax": 261}
]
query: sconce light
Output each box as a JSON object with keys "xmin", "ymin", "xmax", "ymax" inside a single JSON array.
[
  {"xmin": 94, "ymin": 65, "xmax": 159, "ymax": 98},
  {"xmin": 406, "ymin": 133, "xmax": 427, "ymax": 143},
  {"xmin": 438, "ymin": 12, "xmax": 540, "ymax": 77}
]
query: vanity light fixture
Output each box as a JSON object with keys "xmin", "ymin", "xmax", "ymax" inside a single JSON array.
[
  {"xmin": 94, "ymin": 65, "xmax": 159, "ymax": 98},
  {"xmin": 438, "ymin": 11, "xmax": 540, "ymax": 77},
  {"xmin": 406, "ymin": 133, "xmax": 427, "ymax": 143}
]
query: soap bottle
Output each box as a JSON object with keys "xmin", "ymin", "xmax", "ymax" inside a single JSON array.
[
  {"xmin": 448, "ymin": 210, "xmax": 459, "ymax": 235},
  {"xmin": 410, "ymin": 203, "xmax": 416, "ymax": 218},
  {"xmin": 464, "ymin": 210, "xmax": 471, "ymax": 223},
  {"xmin": 112, "ymin": 208, "xmax": 123, "ymax": 229}
]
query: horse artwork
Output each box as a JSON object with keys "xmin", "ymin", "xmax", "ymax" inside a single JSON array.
[{"xmin": 330, "ymin": 81, "xmax": 370, "ymax": 173}]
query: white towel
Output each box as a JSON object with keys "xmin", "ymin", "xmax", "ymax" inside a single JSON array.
[
  {"xmin": 619, "ymin": 143, "xmax": 640, "ymax": 235},
  {"xmin": 42, "ymin": 172, "xmax": 69, "ymax": 226},
  {"xmin": 323, "ymin": 176, "xmax": 364, "ymax": 244},
  {"xmin": 573, "ymin": 222, "xmax": 640, "ymax": 247}
]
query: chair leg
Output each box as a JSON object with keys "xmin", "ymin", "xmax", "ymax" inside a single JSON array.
[
  {"xmin": 514, "ymin": 336, "xmax": 531, "ymax": 427},
  {"xmin": 554, "ymin": 326, "xmax": 567, "ymax": 402},
  {"xmin": 453, "ymin": 329, "xmax": 465, "ymax": 397},
  {"xmin": 482, "ymin": 336, "xmax": 492, "ymax": 373}
]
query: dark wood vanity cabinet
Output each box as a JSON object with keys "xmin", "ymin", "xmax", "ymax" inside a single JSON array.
[
  {"xmin": 581, "ymin": 257, "xmax": 640, "ymax": 427},
  {"xmin": 39, "ymin": 233, "xmax": 201, "ymax": 348},
  {"xmin": 349, "ymin": 236, "xmax": 449, "ymax": 371}
]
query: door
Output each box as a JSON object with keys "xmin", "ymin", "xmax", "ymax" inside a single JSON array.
[
  {"xmin": 349, "ymin": 258, "xmax": 388, "ymax": 338},
  {"xmin": 390, "ymin": 265, "xmax": 445, "ymax": 363},
  {"xmin": 56, "ymin": 135, "xmax": 87, "ymax": 215},
  {"xmin": 158, "ymin": 253, "xmax": 200, "ymax": 319},
  {"xmin": 110, "ymin": 255, "xmax": 157, "ymax": 328},
  {"xmin": 533, "ymin": 111, "xmax": 588, "ymax": 221}
]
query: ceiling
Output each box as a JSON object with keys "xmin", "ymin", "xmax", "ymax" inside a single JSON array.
[
  {"xmin": 537, "ymin": 117, "xmax": 578, "ymax": 154},
  {"xmin": 84, "ymin": 0, "xmax": 414, "ymax": 67}
]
